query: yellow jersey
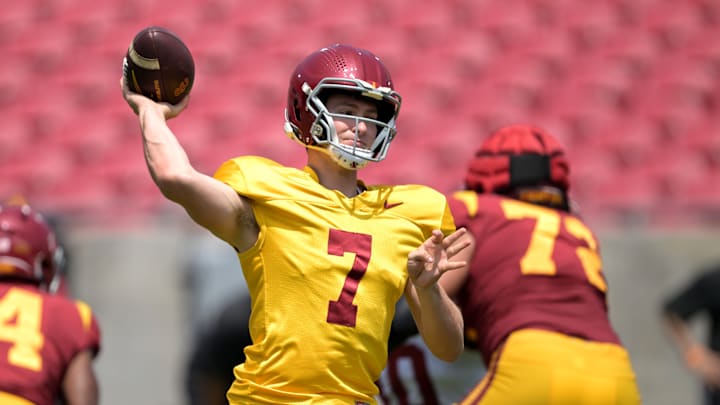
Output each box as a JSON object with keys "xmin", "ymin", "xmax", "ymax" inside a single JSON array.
[{"xmin": 214, "ymin": 156, "xmax": 455, "ymax": 404}]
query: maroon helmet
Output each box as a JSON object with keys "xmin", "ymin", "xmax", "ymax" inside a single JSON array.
[
  {"xmin": 284, "ymin": 44, "xmax": 402, "ymax": 170},
  {"xmin": 465, "ymin": 125, "xmax": 570, "ymax": 203},
  {"xmin": 0, "ymin": 203, "xmax": 60, "ymax": 291}
]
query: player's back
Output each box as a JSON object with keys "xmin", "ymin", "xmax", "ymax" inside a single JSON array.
[
  {"xmin": 448, "ymin": 192, "xmax": 621, "ymax": 363},
  {"xmin": 0, "ymin": 282, "xmax": 101, "ymax": 405}
]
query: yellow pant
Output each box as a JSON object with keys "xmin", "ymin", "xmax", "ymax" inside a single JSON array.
[
  {"xmin": 0, "ymin": 392, "xmax": 35, "ymax": 405},
  {"xmin": 460, "ymin": 329, "xmax": 642, "ymax": 405}
]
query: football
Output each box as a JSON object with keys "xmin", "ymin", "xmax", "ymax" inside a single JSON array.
[{"xmin": 123, "ymin": 26, "xmax": 194, "ymax": 105}]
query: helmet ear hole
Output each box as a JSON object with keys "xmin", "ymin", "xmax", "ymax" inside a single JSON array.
[{"xmin": 291, "ymin": 91, "xmax": 302, "ymax": 122}]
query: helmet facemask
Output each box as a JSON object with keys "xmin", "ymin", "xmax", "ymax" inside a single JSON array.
[{"xmin": 287, "ymin": 77, "xmax": 401, "ymax": 170}]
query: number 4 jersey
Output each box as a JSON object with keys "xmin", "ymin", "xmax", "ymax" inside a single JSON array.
[
  {"xmin": 214, "ymin": 156, "xmax": 455, "ymax": 405},
  {"xmin": 0, "ymin": 282, "xmax": 101, "ymax": 405}
]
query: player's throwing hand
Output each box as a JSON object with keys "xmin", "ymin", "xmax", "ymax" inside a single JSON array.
[
  {"xmin": 407, "ymin": 228, "xmax": 469, "ymax": 290},
  {"xmin": 120, "ymin": 76, "xmax": 189, "ymax": 120}
]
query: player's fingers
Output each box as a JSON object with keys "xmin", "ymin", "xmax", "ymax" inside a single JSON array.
[
  {"xmin": 427, "ymin": 229, "xmax": 444, "ymax": 246},
  {"xmin": 439, "ymin": 260, "xmax": 467, "ymax": 273},
  {"xmin": 441, "ymin": 227, "xmax": 467, "ymax": 247},
  {"xmin": 173, "ymin": 94, "xmax": 191, "ymax": 112},
  {"xmin": 447, "ymin": 238, "xmax": 471, "ymax": 257},
  {"xmin": 407, "ymin": 249, "xmax": 430, "ymax": 264}
]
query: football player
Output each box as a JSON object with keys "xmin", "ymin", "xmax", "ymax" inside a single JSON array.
[
  {"xmin": 121, "ymin": 43, "xmax": 468, "ymax": 404},
  {"xmin": 662, "ymin": 265, "xmax": 720, "ymax": 405},
  {"xmin": 0, "ymin": 202, "xmax": 101, "ymax": 405},
  {"xmin": 441, "ymin": 125, "xmax": 642, "ymax": 404}
]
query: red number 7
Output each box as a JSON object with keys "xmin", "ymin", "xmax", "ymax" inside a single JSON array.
[{"xmin": 327, "ymin": 229, "xmax": 372, "ymax": 327}]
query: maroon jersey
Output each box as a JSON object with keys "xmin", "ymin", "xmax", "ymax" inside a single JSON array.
[
  {"xmin": 0, "ymin": 282, "xmax": 101, "ymax": 405},
  {"xmin": 448, "ymin": 192, "xmax": 620, "ymax": 364}
]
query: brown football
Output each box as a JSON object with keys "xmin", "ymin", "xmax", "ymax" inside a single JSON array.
[{"xmin": 123, "ymin": 26, "xmax": 194, "ymax": 105}]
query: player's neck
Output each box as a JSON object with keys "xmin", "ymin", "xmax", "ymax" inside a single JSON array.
[{"xmin": 307, "ymin": 153, "xmax": 360, "ymax": 197}]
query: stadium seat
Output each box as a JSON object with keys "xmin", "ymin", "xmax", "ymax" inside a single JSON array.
[
  {"xmin": 543, "ymin": 54, "xmax": 636, "ymax": 121},
  {"xmin": 596, "ymin": 28, "xmax": 661, "ymax": 78},
  {"xmin": 679, "ymin": 116, "xmax": 720, "ymax": 167},
  {"xmin": 459, "ymin": 0, "xmax": 540, "ymax": 50},
  {"xmin": 645, "ymin": 1, "xmax": 707, "ymax": 49},
  {"xmin": 0, "ymin": 119, "xmax": 31, "ymax": 162},
  {"xmin": 589, "ymin": 117, "xmax": 662, "ymax": 169},
  {"xmin": 592, "ymin": 168, "xmax": 663, "ymax": 227},
  {"xmin": 633, "ymin": 58, "xmax": 716, "ymax": 128},
  {"xmin": 559, "ymin": 1, "xmax": 625, "ymax": 51},
  {"xmin": 0, "ymin": 146, "xmax": 74, "ymax": 198},
  {"xmin": 675, "ymin": 168, "xmax": 720, "ymax": 224},
  {"xmin": 685, "ymin": 26, "xmax": 720, "ymax": 64}
]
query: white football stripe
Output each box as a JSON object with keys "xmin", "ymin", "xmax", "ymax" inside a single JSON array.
[{"xmin": 127, "ymin": 43, "xmax": 160, "ymax": 70}]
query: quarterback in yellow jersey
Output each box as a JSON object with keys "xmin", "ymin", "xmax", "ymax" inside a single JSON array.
[{"xmin": 121, "ymin": 43, "xmax": 467, "ymax": 404}]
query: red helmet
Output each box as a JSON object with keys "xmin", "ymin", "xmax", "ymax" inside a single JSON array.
[
  {"xmin": 284, "ymin": 44, "xmax": 402, "ymax": 170},
  {"xmin": 465, "ymin": 124, "xmax": 570, "ymax": 194},
  {"xmin": 0, "ymin": 203, "xmax": 59, "ymax": 290}
]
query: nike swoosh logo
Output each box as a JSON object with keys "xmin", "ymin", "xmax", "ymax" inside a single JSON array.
[{"xmin": 384, "ymin": 201, "xmax": 404, "ymax": 209}]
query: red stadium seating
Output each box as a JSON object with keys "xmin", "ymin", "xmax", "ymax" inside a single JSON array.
[{"xmin": 2, "ymin": 0, "xmax": 719, "ymax": 228}]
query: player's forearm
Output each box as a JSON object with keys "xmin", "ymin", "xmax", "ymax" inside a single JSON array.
[
  {"xmin": 414, "ymin": 284, "xmax": 464, "ymax": 362},
  {"xmin": 137, "ymin": 105, "xmax": 195, "ymax": 197},
  {"xmin": 663, "ymin": 313, "xmax": 696, "ymax": 353}
]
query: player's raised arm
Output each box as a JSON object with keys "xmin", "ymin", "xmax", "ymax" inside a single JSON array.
[{"xmin": 120, "ymin": 27, "xmax": 256, "ymax": 250}]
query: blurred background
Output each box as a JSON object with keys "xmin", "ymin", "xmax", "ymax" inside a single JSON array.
[{"xmin": 1, "ymin": 0, "xmax": 719, "ymax": 403}]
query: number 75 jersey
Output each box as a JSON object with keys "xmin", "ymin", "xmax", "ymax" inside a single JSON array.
[
  {"xmin": 214, "ymin": 156, "xmax": 455, "ymax": 404},
  {"xmin": 448, "ymin": 192, "xmax": 621, "ymax": 364}
]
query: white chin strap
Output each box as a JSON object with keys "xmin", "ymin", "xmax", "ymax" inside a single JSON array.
[{"xmin": 328, "ymin": 144, "xmax": 371, "ymax": 170}]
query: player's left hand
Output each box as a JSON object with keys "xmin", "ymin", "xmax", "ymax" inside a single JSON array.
[{"xmin": 407, "ymin": 228, "xmax": 470, "ymax": 290}]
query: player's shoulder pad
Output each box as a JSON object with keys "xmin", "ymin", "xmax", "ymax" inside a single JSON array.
[
  {"xmin": 378, "ymin": 184, "xmax": 454, "ymax": 234},
  {"xmin": 213, "ymin": 156, "xmax": 298, "ymax": 194},
  {"xmin": 214, "ymin": 155, "xmax": 283, "ymax": 178},
  {"xmin": 381, "ymin": 184, "xmax": 448, "ymax": 213},
  {"xmin": 449, "ymin": 190, "xmax": 482, "ymax": 220}
]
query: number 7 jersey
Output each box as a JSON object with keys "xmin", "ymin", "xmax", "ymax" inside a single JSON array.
[
  {"xmin": 214, "ymin": 156, "xmax": 455, "ymax": 404},
  {"xmin": 448, "ymin": 191, "xmax": 621, "ymax": 364}
]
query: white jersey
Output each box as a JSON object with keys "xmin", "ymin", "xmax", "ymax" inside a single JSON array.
[{"xmin": 376, "ymin": 334, "xmax": 486, "ymax": 405}]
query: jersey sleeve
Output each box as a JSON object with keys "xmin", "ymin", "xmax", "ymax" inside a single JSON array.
[
  {"xmin": 447, "ymin": 190, "xmax": 478, "ymax": 228},
  {"xmin": 214, "ymin": 158, "xmax": 249, "ymax": 194},
  {"xmin": 213, "ymin": 156, "xmax": 304, "ymax": 202},
  {"xmin": 72, "ymin": 300, "xmax": 101, "ymax": 357},
  {"xmin": 213, "ymin": 156, "xmax": 268, "ymax": 199},
  {"xmin": 393, "ymin": 185, "xmax": 456, "ymax": 238}
]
